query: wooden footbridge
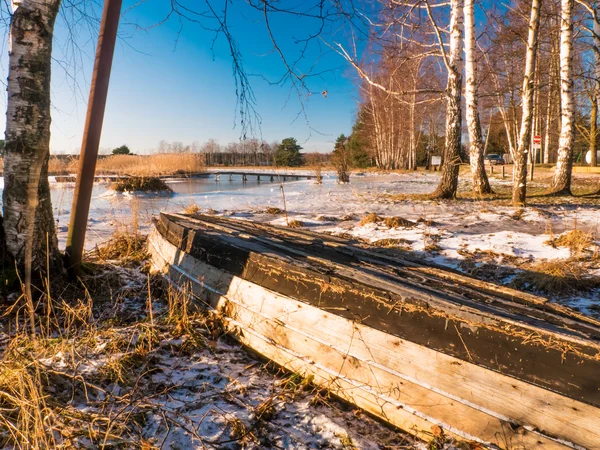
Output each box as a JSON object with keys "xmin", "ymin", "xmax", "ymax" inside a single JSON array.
[
  {"xmin": 54, "ymin": 171, "xmax": 316, "ymax": 183},
  {"xmin": 209, "ymin": 171, "xmax": 317, "ymax": 182}
]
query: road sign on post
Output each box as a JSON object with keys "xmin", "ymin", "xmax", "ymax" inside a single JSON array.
[{"xmin": 533, "ymin": 135, "xmax": 542, "ymax": 144}]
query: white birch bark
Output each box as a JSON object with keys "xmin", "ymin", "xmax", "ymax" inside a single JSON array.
[
  {"xmin": 464, "ymin": 0, "xmax": 491, "ymax": 195},
  {"xmin": 512, "ymin": 0, "xmax": 542, "ymax": 205},
  {"xmin": 591, "ymin": 2, "xmax": 599, "ymax": 167},
  {"xmin": 551, "ymin": 0, "xmax": 575, "ymax": 194},
  {"xmin": 3, "ymin": 0, "xmax": 61, "ymax": 271},
  {"xmin": 431, "ymin": 0, "xmax": 464, "ymax": 198}
]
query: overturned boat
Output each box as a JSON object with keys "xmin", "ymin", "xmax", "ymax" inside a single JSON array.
[{"xmin": 148, "ymin": 213, "xmax": 600, "ymax": 449}]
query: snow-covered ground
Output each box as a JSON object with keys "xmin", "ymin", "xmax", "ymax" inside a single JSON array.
[
  {"xmin": 2, "ymin": 169, "xmax": 599, "ymax": 314},
  {"xmin": 1, "ymin": 169, "xmax": 597, "ymax": 449},
  {"xmin": 0, "ymin": 265, "xmax": 430, "ymax": 450}
]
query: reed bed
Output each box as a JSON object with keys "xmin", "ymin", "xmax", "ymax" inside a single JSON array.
[
  {"xmin": 96, "ymin": 153, "xmax": 205, "ymax": 177},
  {"xmin": 0, "ymin": 153, "xmax": 205, "ymax": 177}
]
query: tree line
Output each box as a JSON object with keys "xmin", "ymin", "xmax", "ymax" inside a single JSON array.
[{"xmin": 341, "ymin": 0, "xmax": 599, "ymax": 202}]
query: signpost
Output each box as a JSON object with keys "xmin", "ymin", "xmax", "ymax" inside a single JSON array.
[
  {"xmin": 531, "ymin": 135, "xmax": 542, "ymax": 180},
  {"xmin": 65, "ymin": 0, "xmax": 122, "ymax": 276}
]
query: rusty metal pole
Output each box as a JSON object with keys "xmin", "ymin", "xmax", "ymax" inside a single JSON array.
[{"xmin": 65, "ymin": 0, "xmax": 122, "ymax": 275}]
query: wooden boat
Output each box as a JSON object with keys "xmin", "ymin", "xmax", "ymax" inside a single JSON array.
[{"xmin": 148, "ymin": 213, "xmax": 600, "ymax": 449}]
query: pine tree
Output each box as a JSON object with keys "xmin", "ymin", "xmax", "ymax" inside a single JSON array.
[{"xmin": 274, "ymin": 138, "xmax": 304, "ymax": 167}]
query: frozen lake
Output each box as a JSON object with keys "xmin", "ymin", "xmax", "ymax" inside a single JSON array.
[{"xmin": 0, "ymin": 172, "xmax": 406, "ymax": 249}]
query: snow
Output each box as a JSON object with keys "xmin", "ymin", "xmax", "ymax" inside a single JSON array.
[{"xmin": 0, "ymin": 168, "xmax": 598, "ymax": 316}]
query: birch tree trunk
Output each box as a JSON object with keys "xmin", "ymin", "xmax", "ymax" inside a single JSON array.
[
  {"xmin": 3, "ymin": 0, "xmax": 61, "ymax": 272},
  {"xmin": 550, "ymin": 0, "xmax": 575, "ymax": 194},
  {"xmin": 591, "ymin": 96, "xmax": 598, "ymax": 167},
  {"xmin": 591, "ymin": 2, "xmax": 599, "ymax": 167},
  {"xmin": 431, "ymin": 0, "xmax": 464, "ymax": 199},
  {"xmin": 512, "ymin": 0, "xmax": 541, "ymax": 205},
  {"xmin": 464, "ymin": 0, "xmax": 491, "ymax": 195}
]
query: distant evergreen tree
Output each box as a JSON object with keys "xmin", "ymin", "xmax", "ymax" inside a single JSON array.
[
  {"xmin": 347, "ymin": 120, "xmax": 371, "ymax": 168},
  {"xmin": 332, "ymin": 134, "xmax": 351, "ymax": 183},
  {"xmin": 274, "ymin": 138, "xmax": 304, "ymax": 166},
  {"xmin": 112, "ymin": 145, "xmax": 131, "ymax": 155}
]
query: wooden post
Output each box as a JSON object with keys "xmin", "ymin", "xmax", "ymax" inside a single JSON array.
[
  {"xmin": 65, "ymin": 0, "xmax": 122, "ymax": 276},
  {"xmin": 229, "ymin": 174, "xmax": 233, "ymax": 182},
  {"xmin": 257, "ymin": 175, "xmax": 261, "ymax": 181},
  {"xmin": 270, "ymin": 175, "xmax": 274, "ymax": 182},
  {"xmin": 216, "ymin": 174, "xmax": 220, "ymax": 183},
  {"xmin": 502, "ymin": 165, "xmax": 505, "ymax": 179},
  {"xmin": 530, "ymin": 163, "xmax": 534, "ymax": 181}
]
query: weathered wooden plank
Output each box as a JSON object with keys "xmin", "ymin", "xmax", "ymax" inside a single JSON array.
[
  {"xmin": 155, "ymin": 214, "xmax": 600, "ymax": 406},
  {"xmin": 172, "ymin": 212, "xmax": 600, "ymax": 332},
  {"xmin": 148, "ymin": 230, "xmax": 600, "ymax": 450}
]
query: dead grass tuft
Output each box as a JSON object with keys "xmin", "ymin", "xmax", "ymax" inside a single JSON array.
[
  {"xmin": 265, "ymin": 207, "xmax": 284, "ymax": 215},
  {"xmin": 183, "ymin": 203, "xmax": 201, "ymax": 215},
  {"xmin": 360, "ymin": 213, "xmax": 415, "ymax": 229},
  {"xmin": 513, "ymin": 260, "xmax": 600, "ymax": 294},
  {"xmin": 288, "ymin": 220, "xmax": 304, "ymax": 228},
  {"xmin": 383, "ymin": 216, "xmax": 415, "ymax": 228},
  {"xmin": 547, "ymin": 229, "xmax": 595, "ymax": 254},
  {"xmin": 360, "ymin": 213, "xmax": 382, "ymax": 226},
  {"xmin": 0, "ymin": 351, "xmax": 55, "ymax": 448},
  {"xmin": 95, "ymin": 233, "xmax": 148, "ymax": 264},
  {"xmin": 111, "ymin": 177, "xmax": 172, "ymax": 193},
  {"xmin": 372, "ymin": 238, "xmax": 412, "ymax": 249}
]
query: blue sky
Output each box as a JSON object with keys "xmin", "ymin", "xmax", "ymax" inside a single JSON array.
[{"xmin": 0, "ymin": 1, "xmax": 364, "ymax": 154}]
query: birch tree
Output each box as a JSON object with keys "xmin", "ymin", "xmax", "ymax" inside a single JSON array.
[
  {"xmin": 464, "ymin": 0, "xmax": 492, "ymax": 195},
  {"xmin": 594, "ymin": 2, "xmax": 600, "ymax": 167},
  {"xmin": 429, "ymin": 0, "xmax": 465, "ymax": 199},
  {"xmin": 551, "ymin": 0, "xmax": 576, "ymax": 194},
  {"xmin": 3, "ymin": 0, "xmax": 61, "ymax": 272},
  {"xmin": 512, "ymin": 0, "xmax": 542, "ymax": 205}
]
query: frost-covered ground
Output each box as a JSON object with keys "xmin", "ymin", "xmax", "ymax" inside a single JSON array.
[
  {"xmin": 199, "ymin": 169, "xmax": 600, "ymax": 317},
  {"xmin": 1, "ymin": 169, "xmax": 598, "ymax": 448},
  {"xmin": 0, "ymin": 264, "xmax": 430, "ymax": 450},
  {"xmin": 7, "ymin": 168, "xmax": 594, "ymax": 316}
]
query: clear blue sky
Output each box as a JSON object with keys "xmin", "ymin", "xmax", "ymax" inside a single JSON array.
[{"xmin": 0, "ymin": 1, "xmax": 365, "ymax": 154}]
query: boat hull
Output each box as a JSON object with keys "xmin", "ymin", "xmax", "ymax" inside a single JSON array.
[{"xmin": 148, "ymin": 213, "xmax": 600, "ymax": 449}]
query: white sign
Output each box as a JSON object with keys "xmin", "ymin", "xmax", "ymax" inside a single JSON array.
[
  {"xmin": 533, "ymin": 143, "xmax": 541, "ymax": 150},
  {"xmin": 585, "ymin": 151, "xmax": 600, "ymax": 164},
  {"xmin": 431, "ymin": 156, "xmax": 442, "ymax": 166}
]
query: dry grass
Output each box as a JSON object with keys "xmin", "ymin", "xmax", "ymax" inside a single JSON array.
[
  {"xmin": 359, "ymin": 213, "xmax": 382, "ymax": 226},
  {"xmin": 96, "ymin": 153, "xmax": 205, "ymax": 177},
  {"xmin": 265, "ymin": 207, "xmax": 284, "ymax": 215},
  {"xmin": 383, "ymin": 216, "xmax": 415, "ymax": 228},
  {"xmin": 111, "ymin": 177, "xmax": 172, "ymax": 193},
  {"xmin": 547, "ymin": 229, "xmax": 596, "ymax": 254},
  {"xmin": 513, "ymin": 260, "xmax": 600, "ymax": 294},
  {"xmin": 94, "ymin": 233, "xmax": 148, "ymax": 263},
  {"xmin": 183, "ymin": 203, "xmax": 201, "ymax": 215},
  {"xmin": 360, "ymin": 213, "xmax": 415, "ymax": 229},
  {"xmin": 48, "ymin": 156, "xmax": 78, "ymax": 175},
  {"xmin": 288, "ymin": 220, "xmax": 304, "ymax": 228},
  {"xmin": 372, "ymin": 238, "xmax": 412, "ymax": 249}
]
